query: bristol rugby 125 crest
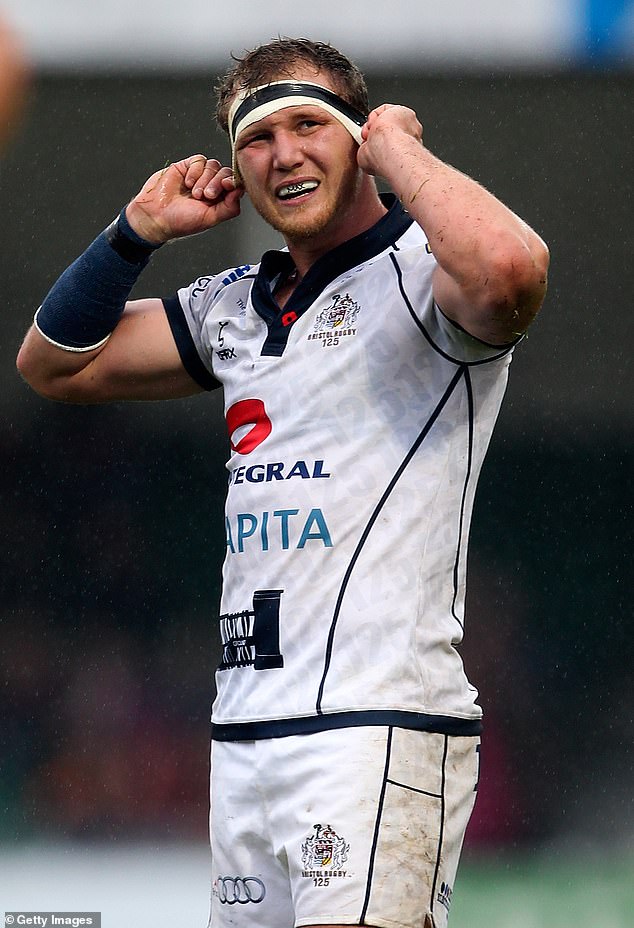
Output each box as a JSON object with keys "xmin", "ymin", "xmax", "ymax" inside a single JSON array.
[
  {"xmin": 301, "ymin": 823, "xmax": 351, "ymax": 886},
  {"xmin": 307, "ymin": 293, "xmax": 360, "ymax": 348}
]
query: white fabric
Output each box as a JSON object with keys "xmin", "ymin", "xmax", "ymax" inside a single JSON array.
[
  {"xmin": 208, "ymin": 727, "xmax": 480, "ymax": 928},
  {"xmin": 174, "ymin": 215, "xmax": 515, "ymax": 733}
]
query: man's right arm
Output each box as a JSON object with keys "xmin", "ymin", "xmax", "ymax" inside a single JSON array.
[
  {"xmin": 17, "ymin": 155, "xmax": 243, "ymax": 403},
  {"xmin": 17, "ymin": 298, "xmax": 203, "ymax": 403}
]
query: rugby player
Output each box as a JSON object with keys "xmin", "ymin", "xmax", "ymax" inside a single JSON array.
[{"xmin": 18, "ymin": 37, "xmax": 549, "ymax": 928}]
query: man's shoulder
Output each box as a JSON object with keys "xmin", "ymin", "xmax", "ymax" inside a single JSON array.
[
  {"xmin": 191, "ymin": 262, "xmax": 259, "ymax": 296},
  {"xmin": 177, "ymin": 262, "xmax": 259, "ymax": 310}
]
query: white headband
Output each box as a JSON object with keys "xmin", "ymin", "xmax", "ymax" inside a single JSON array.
[{"xmin": 228, "ymin": 80, "xmax": 367, "ymax": 174}]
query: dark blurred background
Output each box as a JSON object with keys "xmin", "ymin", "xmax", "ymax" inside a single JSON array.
[{"xmin": 0, "ymin": 9, "xmax": 632, "ymax": 864}]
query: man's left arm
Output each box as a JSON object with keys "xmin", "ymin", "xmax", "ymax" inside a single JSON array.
[{"xmin": 358, "ymin": 105, "xmax": 550, "ymax": 345}]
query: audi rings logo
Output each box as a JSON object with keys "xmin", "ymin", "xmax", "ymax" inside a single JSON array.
[{"xmin": 214, "ymin": 875, "xmax": 266, "ymax": 905}]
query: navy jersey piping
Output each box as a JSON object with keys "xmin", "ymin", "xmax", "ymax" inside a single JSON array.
[
  {"xmin": 451, "ymin": 367, "xmax": 474, "ymax": 631},
  {"xmin": 315, "ymin": 364, "xmax": 467, "ymax": 714},
  {"xmin": 162, "ymin": 295, "xmax": 220, "ymax": 391},
  {"xmin": 211, "ymin": 709, "xmax": 482, "ymax": 741},
  {"xmin": 360, "ymin": 727, "xmax": 393, "ymax": 924},
  {"xmin": 389, "ymin": 252, "xmax": 516, "ymax": 366},
  {"xmin": 429, "ymin": 735, "xmax": 449, "ymax": 919},
  {"xmin": 253, "ymin": 194, "xmax": 413, "ymax": 357}
]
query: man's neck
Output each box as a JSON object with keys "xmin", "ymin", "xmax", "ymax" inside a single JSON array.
[{"xmin": 286, "ymin": 185, "xmax": 387, "ymax": 279}]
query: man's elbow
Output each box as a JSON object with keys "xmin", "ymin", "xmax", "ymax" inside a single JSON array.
[
  {"xmin": 513, "ymin": 236, "xmax": 550, "ymax": 327},
  {"xmin": 523, "ymin": 234, "xmax": 550, "ymax": 298},
  {"xmin": 16, "ymin": 333, "xmax": 85, "ymax": 403},
  {"xmin": 16, "ymin": 341, "xmax": 45, "ymax": 395},
  {"xmin": 17, "ymin": 353, "xmax": 63, "ymax": 402},
  {"xmin": 485, "ymin": 236, "xmax": 550, "ymax": 335}
]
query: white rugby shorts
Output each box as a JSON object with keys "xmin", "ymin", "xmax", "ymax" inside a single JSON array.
[{"xmin": 207, "ymin": 726, "xmax": 480, "ymax": 928}]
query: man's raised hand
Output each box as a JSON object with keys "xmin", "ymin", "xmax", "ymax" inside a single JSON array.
[
  {"xmin": 357, "ymin": 105, "xmax": 423, "ymax": 179},
  {"xmin": 125, "ymin": 155, "xmax": 243, "ymax": 244}
]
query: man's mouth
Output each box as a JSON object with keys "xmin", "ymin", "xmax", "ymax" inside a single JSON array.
[{"xmin": 277, "ymin": 180, "xmax": 319, "ymax": 200}]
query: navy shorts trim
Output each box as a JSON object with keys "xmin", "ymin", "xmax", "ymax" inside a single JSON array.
[{"xmin": 211, "ymin": 709, "xmax": 483, "ymax": 741}]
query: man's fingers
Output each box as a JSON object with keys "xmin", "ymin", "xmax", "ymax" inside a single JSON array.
[
  {"xmin": 181, "ymin": 155, "xmax": 218, "ymax": 191},
  {"xmin": 194, "ymin": 165, "xmax": 236, "ymax": 202},
  {"xmin": 128, "ymin": 152, "xmax": 243, "ymax": 241},
  {"xmin": 145, "ymin": 156, "xmax": 235, "ymax": 203}
]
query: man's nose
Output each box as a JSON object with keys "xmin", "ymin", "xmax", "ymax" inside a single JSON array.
[{"xmin": 272, "ymin": 130, "xmax": 304, "ymax": 171}]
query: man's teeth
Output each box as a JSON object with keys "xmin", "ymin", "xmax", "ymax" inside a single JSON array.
[{"xmin": 278, "ymin": 181, "xmax": 319, "ymax": 199}]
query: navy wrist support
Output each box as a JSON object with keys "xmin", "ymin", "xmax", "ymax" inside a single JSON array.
[{"xmin": 35, "ymin": 208, "xmax": 163, "ymax": 352}]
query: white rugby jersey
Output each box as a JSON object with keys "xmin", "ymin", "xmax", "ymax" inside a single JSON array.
[{"xmin": 163, "ymin": 196, "xmax": 517, "ymax": 741}]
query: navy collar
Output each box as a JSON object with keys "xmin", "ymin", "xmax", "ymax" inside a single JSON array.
[{"xmin": 253, "ymin": 194, "xmax": 413, "ymax": 357}]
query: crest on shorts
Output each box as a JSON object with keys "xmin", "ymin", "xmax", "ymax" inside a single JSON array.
[{"xmin": 301, "ymin": 823, "xmax": 350, "ymax": 869}]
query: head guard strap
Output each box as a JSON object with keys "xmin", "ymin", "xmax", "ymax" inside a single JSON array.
[{"xmin": 228, "ymin": 80, "xmax": 367, "ymax": 173}]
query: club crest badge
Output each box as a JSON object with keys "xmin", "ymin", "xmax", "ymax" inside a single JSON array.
[
  {"xmin": 302, "ymin": 823, "xmax": 350, "ymax": 870},
  {"xmin": 308, "ymin": 293, "xmax": 360, "ymax": 347}
]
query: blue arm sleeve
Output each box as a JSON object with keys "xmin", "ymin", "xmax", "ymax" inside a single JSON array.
[{"xmin": 35, "ymin": 209, "xmax": 162, "ymax": 352}]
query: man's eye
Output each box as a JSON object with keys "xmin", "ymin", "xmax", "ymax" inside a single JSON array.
[{"xmin": 240, "ymin": 134, "xmax": 268, "ymax": 148}]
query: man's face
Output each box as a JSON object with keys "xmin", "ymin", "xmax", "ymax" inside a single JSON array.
[{"xmin": 232, "ymin": 66, "xmax": 364, "ymax": 248}]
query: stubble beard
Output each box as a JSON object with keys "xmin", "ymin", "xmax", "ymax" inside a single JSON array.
[{"xmin": 245, "ymin": 168, "xmax": 363, "ymax": 247}]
